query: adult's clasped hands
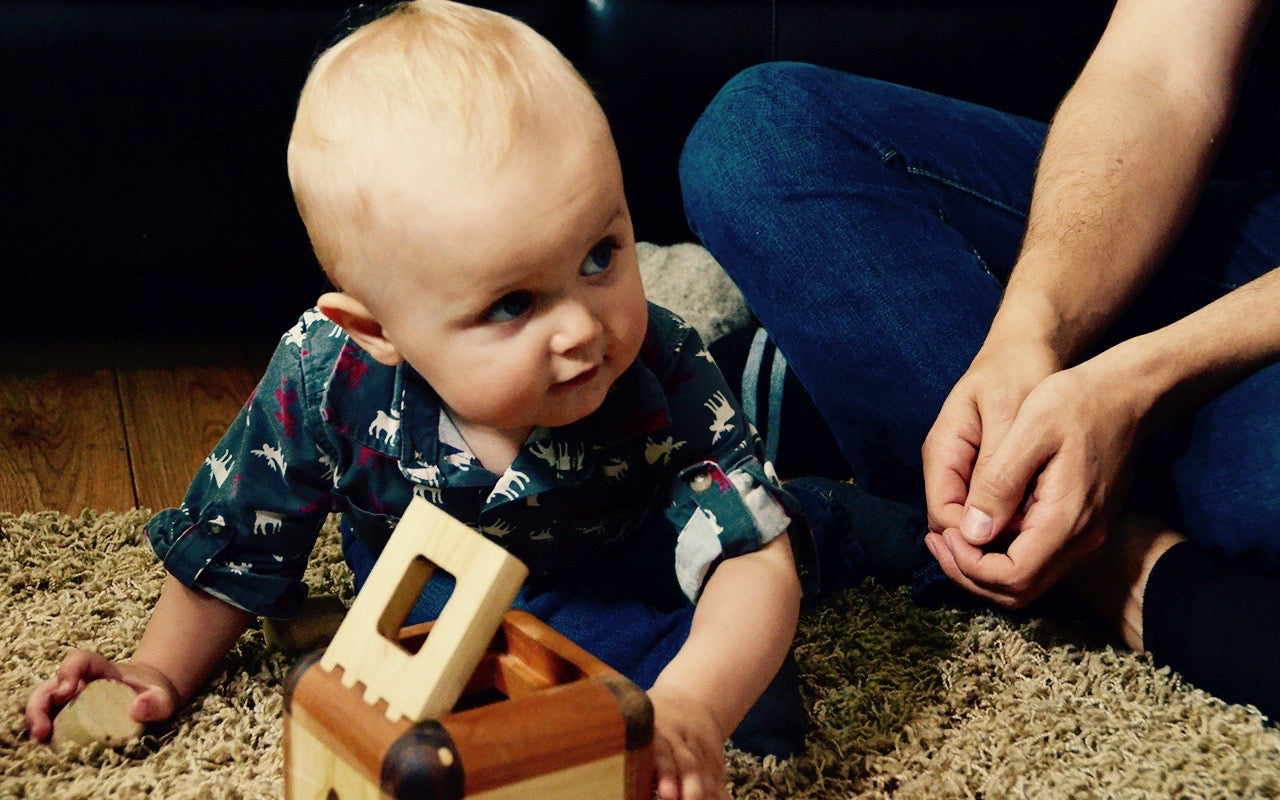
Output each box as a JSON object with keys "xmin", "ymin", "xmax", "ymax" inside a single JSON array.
[{"xmin": 921, "ymin": 334, "xmax": 1146, "ymax": 609}]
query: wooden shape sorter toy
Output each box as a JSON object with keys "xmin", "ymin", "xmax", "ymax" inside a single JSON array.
[{"xmin": 283, "ymin": 496, "xmax": 656, "ymax": 800}]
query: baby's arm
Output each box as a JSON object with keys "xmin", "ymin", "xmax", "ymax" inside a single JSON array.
[
  {"xmin": 28, "ymin": 313, "xmax": 345, "ymax": 743},
  {"xmin": 26, "ymin": 575, "xmax": 251, "ymax": 741},
  {"xmin": 649, "ymin": 533, "xmax": 801, "ymax": 800}
]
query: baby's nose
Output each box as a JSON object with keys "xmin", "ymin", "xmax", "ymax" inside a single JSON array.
[{"xmin": 549, "ymin": 298, "xmax": 603, "ymax": 354}]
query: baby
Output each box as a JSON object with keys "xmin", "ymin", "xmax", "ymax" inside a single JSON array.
[{"xmin": 26, "ymin": 3, "xmax": 812, "ymax": 798}]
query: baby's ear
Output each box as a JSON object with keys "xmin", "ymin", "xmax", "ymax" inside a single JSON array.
[{"xmin": 316, "ymin": 292, "xmax": 404, "ymax": 366}]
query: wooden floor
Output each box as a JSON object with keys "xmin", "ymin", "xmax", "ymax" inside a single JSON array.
[{"xmin": 0, "ymin": 338, "xmax": 272, "ymax": 514}]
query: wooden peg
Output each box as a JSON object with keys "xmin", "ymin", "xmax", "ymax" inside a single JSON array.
[{"xmin": 51, "ymin": 679, "xmax": 144, "ymax": 751}]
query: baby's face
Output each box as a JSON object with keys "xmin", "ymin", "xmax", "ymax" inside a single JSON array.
[{"xmin": 360, "ymin": 122, "xmax": 647, "ymax": 440}]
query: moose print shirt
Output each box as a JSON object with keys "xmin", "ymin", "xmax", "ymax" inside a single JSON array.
[{"xmin": 146, "ymin": 303, "xmax": 805, "ymax": 618}]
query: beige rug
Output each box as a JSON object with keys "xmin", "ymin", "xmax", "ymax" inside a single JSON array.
[{"xmin": 4, "ymin": 509, "xmax": 1279, "ymax": 799}]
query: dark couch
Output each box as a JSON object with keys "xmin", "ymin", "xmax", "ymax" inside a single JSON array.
[{"xmin": 5, "ymin": 1, "xmax": 1117, "ymax": 337}]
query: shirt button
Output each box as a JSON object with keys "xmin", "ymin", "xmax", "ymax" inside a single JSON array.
[{"xmin": 689, "ymin": 472, "xmax": 714, "ymax": 493}]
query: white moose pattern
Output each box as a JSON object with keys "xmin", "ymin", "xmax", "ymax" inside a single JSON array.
[
  {"xmin": 205, "ymin": 451, "xmax": 235, "ymax": 488},
  {"xmin": 368, "ymin": 408, "xmax": 401, "ymax": 443},
  {"xmin": 402, "ymin": 462, "xmax": 442, "ymax": 485},
  {"xmin": 317, "ymin": 446, "xmax": 340, "ymax": 486},
  {"xmin": 445, "ymin": 451, "xmax": 476, "ymax": 470},
  {"xmin": 602, "ymin": 457, "xmax": 630, "ymax": 481},
  {"xmin": 490, "ymin": 470, "xmax": 531, "ymax": 502},
  {"xmin": 251, "ymin": 442, "xmax": 288, "ymax": 475},
  {"xmin": 645, "ymin": 436, "xmax": 686, "ymax": 466},
  {"xmin": 253, "ymin": 510, "xmax": 283, "ymax": 536},
  {"xmin": 704, "ymin": 391, "xmax": 735, "ymax": 444},
  {"xmin": 481, "ymin": 520, "xmax": 515, "ymax": 539},
  {"xmin": 283, "ymin": 323, "xmax": 307, "ymax": 350},
  {"xmin": 530, "ymin": 440, "xmax": 587, "ymax": 473},
  {"xmin": 412, "ymin": 483, "xmax": 443, "ymax": 504}
]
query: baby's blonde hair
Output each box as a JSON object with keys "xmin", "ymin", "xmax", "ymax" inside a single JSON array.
[{"xmin": 288, "ymin": 0, "xmax": 600, "ymax": 280}]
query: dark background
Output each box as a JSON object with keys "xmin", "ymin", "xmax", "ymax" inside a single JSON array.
[{"xmin": 1, "ymin": 1, "xmax": 1127, "ymax": 337}]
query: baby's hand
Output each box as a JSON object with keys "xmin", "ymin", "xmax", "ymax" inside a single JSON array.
[
  {"xmin": 647, "ymin": 682, "xmax": 730, "ymax": 800},
  {"xmin": 25, "ymin": 650, "xmax": 179, "ymax": 742}
]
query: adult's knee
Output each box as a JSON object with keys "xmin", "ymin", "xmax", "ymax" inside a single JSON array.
[{"xmin": 680, "ymin": 62, "xmax": 846, "ymax": 239}]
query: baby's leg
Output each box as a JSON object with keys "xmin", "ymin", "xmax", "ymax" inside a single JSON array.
[{"xmin": 517, "ymin": 582, "xmax": 806, "ymax": 757}]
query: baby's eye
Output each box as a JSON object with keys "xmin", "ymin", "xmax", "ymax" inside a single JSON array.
[
  {"xmin": 485, "ymin": 291, "xmax": 533, "ymax": 323},
  {"xmin": 581, "ymin": 241, "xmax": 616, "ymax": 276}
]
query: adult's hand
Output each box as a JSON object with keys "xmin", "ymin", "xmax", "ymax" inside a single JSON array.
[
  {"xmin": 921, "ymin": 333, "xmax": 1060, "ymax": 535},
  {"xmin": 919, "ymin": 0, "xmax": 1269, "ymax": 608},
  {"xmin": 926, "ymin": 349, "xmax": 1147, "ymax": 607}
]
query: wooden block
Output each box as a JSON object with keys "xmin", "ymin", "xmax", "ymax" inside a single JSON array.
[
  {"xmin": 284, "ymin": 612, "xmax": 654, "ymax": 800},
  {"xmin": 320, "ymin": 496, "xmax": 529, "ymax": 723},
  {"xmin": 282, "ymin": 501, "xmax": 654, "ymax": 797},
  {"xmin": 51, "ymin": 680, "xmax": 144, "ymax": 751}
]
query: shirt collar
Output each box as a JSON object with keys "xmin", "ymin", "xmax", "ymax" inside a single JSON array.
[{"xmin": 322, "ymin": 339, "xmax": 671, "ymax": 487}]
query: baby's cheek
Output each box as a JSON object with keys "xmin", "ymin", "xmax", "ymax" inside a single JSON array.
[{"xmin": 612, "ymin": 299, "xmax": 649, "ymax": 361}]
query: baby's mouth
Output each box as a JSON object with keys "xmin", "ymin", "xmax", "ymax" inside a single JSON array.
[{"xmin": 557, "ymin": 365, "xmax": 599, "ymax": 389}]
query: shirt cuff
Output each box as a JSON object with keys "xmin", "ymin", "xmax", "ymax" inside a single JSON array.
[
  {"xmin": 671, "ymin": 459, "xmax": 795, "ymax": 601},
  {"xmin": 146, "ymin": 508, "xmax": 307, "ymax": 617}
]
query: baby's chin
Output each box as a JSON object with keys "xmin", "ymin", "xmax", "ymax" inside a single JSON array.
[
  {"xmin": 537, "ymin": 398, "xmax": 606, "ymax": 430},
  {"xmin": 536, "ymin": 381, "xmax": 616, "ymax": 429}
]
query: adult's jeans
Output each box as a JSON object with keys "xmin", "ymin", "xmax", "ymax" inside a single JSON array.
[{"xmin": 680, "ymin": 62, "xmax": 1280, "ymax": 571}]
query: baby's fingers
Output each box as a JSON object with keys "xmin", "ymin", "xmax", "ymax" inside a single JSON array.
[
  {"xmin": 654, "ymin": 736, "xmax": 681, "ymax": 799},
  {"xmin": 25, "ymin": 677, "xmax": 63, "ymax": 741},
  {"xmin": 653, "ymin": 735, "xmax": 728, "ymax": 800},
  {"xmin": 128, "ymin": 685, "xmax": 175, "ymax": 724},
  {"xmin": 26, "ymin": 651, "xmax": 124, "ymax": 740},
  {"xmin": 675, "ymin": 744, "xmax": 727, "ymax": 800},
  {"xmin": 655, "ymin": 736, "xmax": 704, "ymax": 800}
]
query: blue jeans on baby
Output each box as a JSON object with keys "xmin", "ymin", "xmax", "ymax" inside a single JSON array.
[
  {"xmin": 340, "ymin": 517, "xmax": 692, "ymax": 688},
  {"xmin": 680, "ymin": 62, "xmax": 1280, "ymax": 572}
]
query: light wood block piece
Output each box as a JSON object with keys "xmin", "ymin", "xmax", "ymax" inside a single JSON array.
[
  {"xmin": 51, "ymin": 679, "xmax": 144, "ymax": 751},
  {"xmin": 319, "ymin": 496, "xmax": 530, "ymax": 724}
]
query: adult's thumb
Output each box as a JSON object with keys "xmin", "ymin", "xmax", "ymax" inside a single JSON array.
[
  {"xmin": 960, "ymin": 505, "xmax": 995, "ymax": 545},
  {"xmin": 960, "ymin": 458, "xmax": 1031, "ymax": 545}
]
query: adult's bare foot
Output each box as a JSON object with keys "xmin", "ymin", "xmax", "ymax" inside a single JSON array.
[{"xmin": 1066, "ymin": 512, "xmax": 1185, "ymax": 651}]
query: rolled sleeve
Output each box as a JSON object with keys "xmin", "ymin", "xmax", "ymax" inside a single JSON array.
[
  {"xmin": 668, "ymin": 458, "xmax": 795, "ymax": 601},
  {"xmin": 143, "ymin": 312, "xmax": 340, "ymax": 618},
  {"xmin": 146, "ymin": 505, "xmax": 314, "ymax": 618},
  {"xmin": 146, "ymin": 508, "xmax": 235, "ymax": 590}
]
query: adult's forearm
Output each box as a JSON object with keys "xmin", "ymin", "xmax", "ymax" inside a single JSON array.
[
  {"xmin": 1093, "ymin": 265, "xmax": 1280, "ymax": 432},
  {"xmin": 999, "ymin": 71, "xmax": 1216, "ymax": 360},
  {"xmin": 994, "ymin": 0, "xmax": 1264, "ymax": 364}
]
